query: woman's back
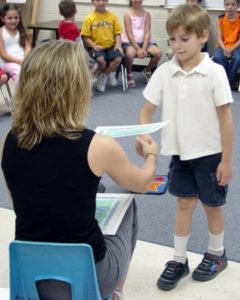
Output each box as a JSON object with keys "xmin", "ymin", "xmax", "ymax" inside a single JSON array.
[{"xmin": 1, "ymin": 129, "xmax": 106, "ymax": 262}]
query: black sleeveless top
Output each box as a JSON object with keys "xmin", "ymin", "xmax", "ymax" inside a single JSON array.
[{"xmin": 1, "ymin": 129, "xmax": 106, "ymax": 262}]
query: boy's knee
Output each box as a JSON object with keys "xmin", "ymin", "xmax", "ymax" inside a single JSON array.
[
  {"xmin": 97, "ymin": 57, "xmax": 107, "ymax": 69},
  {"xmin": 112, "ymin": 56, "xmax": 122, "ymax": 66}
]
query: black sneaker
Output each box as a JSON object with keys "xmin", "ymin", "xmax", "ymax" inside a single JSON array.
[
  {"xmin": 192, "ymin": 251, "xmax": 228, "ymax": 282},
  {"xmin": 157, "ymin": 260, "xmax": 190, "ymax": 291}
]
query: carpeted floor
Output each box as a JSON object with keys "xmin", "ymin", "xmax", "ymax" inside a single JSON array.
[{"xmin": 1, "ymin": 73, "xmax": 240, "ymax": 262}]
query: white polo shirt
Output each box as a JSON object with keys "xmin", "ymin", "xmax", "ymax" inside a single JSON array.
[{"xmin": 143, "ymin": 53, "xmax": 233, "ymax": 160}]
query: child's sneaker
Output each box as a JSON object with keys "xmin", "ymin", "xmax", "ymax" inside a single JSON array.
[
  {"xmin": 97, "ymin": 73, "xmax": 108, "ymax": 92},
  {"xmin": 108, "ymin": 72, "xmax": 118, "ymax": 86},
  {"xmin": 157, "ymin": 260, "xmax": 190, "ymax": 291},
  {"xmin": 192, "ymin": 251, "xmax": 228, "ymax": 281}
]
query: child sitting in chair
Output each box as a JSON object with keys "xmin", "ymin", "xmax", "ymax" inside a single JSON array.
[{"xmin": 121, "ymin": 0, "xmax": 162, "ymax": 87}]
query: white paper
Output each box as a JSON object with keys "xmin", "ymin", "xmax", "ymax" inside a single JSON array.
[
  {"xmin": 95, "ymin": 193, "xmax": 134, "ymax": 235},
  {"xmin": 95, "ymin": 121, "xmax": 169, "ymax": 138}
]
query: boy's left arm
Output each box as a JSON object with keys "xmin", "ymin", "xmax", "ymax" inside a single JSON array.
[
  {"xmin": 114, "ymin": 34, "xmax": 123, "ymax": 54},
  {"xmin": 216, "ymin": 103, "xmax": 233, "ymax": 186}
]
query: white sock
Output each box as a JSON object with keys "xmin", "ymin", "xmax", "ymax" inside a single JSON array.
[
  {"xmin": 173, "ymin": 234, "xmax": 189, "ymax": 264},
  {"xmin": 208, "ymin": 231, "xmax": 224, "ymax": 256}
]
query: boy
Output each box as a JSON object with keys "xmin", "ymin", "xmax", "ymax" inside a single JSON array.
[
  {"xmin": 58, "ymin": 0, "xmax": 81, "ymax": 42},
  {"xmin": 58, "ymin": 0, "xmax": 98, "ymax": 75},
  {"xmin": 81, "ymin": 0, "xmax": 123, "ymax": 92},
  {"xmin": 213, "ymin": 0, "xmax": 240, "ymax": 90},
  {"xmin": 137, "ymin": 4, "xmax": 233, "ymax": 291}
]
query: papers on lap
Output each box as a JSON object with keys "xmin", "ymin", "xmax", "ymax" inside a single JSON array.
[
  {"xmin": 95, "ymin": 121, "xmax": 169, "ymax": 138},
  {"xmin": 95, "ymin": 193, "xmax": 134, "ymax": 235}
]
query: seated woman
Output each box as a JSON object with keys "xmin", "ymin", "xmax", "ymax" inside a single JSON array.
[
  {"xmin": 121, "ymin": 0, "xmax": 162, "ymax": 87},
  {"xmin": 1, "ymin": 40, "xmax": 159, "ymax": 300}
]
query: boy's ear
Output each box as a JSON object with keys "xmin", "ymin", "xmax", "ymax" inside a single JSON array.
[{"xmin": 201, "ymin": 29, "xmax": 209, "ymax": 43}]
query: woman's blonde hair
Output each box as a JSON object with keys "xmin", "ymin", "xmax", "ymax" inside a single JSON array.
[
  {"xmin": 12, "ymin": 40, "xmax": 91, "ymax": 150},
  {"xmin": 166, "ymin": 4, "xmax": 210, "ymax": 37}
]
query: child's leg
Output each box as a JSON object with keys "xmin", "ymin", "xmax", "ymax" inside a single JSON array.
[
  {"xmin": 174, "ymin": 196, "xmax": 198, "ymax": 263},
  {"xmin": 203, "ymin": 204, "xmax": 225, "ymax": 256},
  {"xmin": 228, "ymin": 47, "xmax": 240, "ymax": 84},
  {"xmin": 124, "ymin": 46, "xmax": 137, "ymax": 75},
  {"xmin": 95, "ymin": 56, "xmax": 107, "ymax": 72},
  {"xmin": 146, "ymin": 44, "xmax": 162, "ymax": 74},
  {"xmin": 157, "ymin": 156, "xmax": 197, "ymax": 291},
  {"xmin": 212, "ymin": 47, "xmax": 229, "ymax": 75},
  {"xmin": 104, "ymin": 56, "xmax": 122, "ymax": 75},
  {"xmin": 191, "ymin": 154, "xmax": 228, "ymax": 281},
  {"xmin": 1, "ymin": 63, "xmax": 21, "ymax": 85}
]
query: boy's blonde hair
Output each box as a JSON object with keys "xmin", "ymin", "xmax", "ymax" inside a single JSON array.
[
  {"xmin": 166, "ymin": 4, "xmax": 210, "ymax": 37},
  {"xmin": 12, "ymin": 40, "xmax": 91, "ymax": 150}
]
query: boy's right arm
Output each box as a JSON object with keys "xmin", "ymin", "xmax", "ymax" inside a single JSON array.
[
  {"xmin": 136, "ymin": 101, "xmax": 157, "ymax": 155},
  {"xmin": 81, "ymin": 16, "xmax": 103, "ymax": 51},
  {"xmin": 82, "ymin": 36, "xmax": 103, "ymax": 51}
]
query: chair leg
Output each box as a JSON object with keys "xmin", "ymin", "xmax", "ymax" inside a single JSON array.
[
  {"xmin": 0, "ymin": 82, "xmax": 13, "ymax": 113},
  {"xmin": 121, "ymin": 64, "xmax": 128, "ymax": 92}
]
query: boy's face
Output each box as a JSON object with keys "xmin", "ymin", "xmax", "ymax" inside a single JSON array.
[
  {"xmin": 168, "ymin": 26, "xmax": 208, "ymax": 67},
  {"xmin": 224, "ymin": 0, "xmax": 239, "ymax": 18},
  {"xmin": 92, "ymin": 0, "xmax": 108, "ymax": 12}
]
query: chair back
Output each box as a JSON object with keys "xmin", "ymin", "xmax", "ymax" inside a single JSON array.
[{"xmin": 9, "ymin": 241, "xmax": 105, "ymax": 300}]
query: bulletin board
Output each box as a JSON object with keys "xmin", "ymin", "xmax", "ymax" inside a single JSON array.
[
  {"xmin": 165, "ymin": 0, "xmax": 224, "ymax": 9},
  {"xmin": 77, "ymin": 0, "xmax": 165, "ymax": 6}
]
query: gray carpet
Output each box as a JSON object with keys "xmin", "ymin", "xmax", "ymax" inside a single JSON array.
[{"xmin": 1, "ymin": 73, "xmax": 240, "ymax": 262}]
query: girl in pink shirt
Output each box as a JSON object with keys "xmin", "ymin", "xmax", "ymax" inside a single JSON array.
[{"xmin": 122, "ymin": 0, "xmax": 162, "ymax": 87}]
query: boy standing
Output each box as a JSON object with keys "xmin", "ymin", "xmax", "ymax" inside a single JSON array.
[
  {"xmin": 213, "ymin": 0, "xmax": 240, "ymax": 90},
  {"xmin": 137, "ymin": 4, "xmax": 233, "ymax": 291},
  {"xmin": 81, "ymin": 0, "xmax": 123, "ymax": 92}
]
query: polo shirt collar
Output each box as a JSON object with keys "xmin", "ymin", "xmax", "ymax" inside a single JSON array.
[{"xmin": 169, "ymin": 53, "xmax": 210, "ymax": 76}]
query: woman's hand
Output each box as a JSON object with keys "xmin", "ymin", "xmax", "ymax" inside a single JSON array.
[{"xmin": 136, "ymin": 135, "xmax": 159, "ymax": 158}]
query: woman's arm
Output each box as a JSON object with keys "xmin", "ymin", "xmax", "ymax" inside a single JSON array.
[
  {"xmin": 88, "ymin": 134, "xmax": 159, "ymax": 193},
  {"xmin": 0, "ymin": 27, "xmax": 23, "ymax": 65}
]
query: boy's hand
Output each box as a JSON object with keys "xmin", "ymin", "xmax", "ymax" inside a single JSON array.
[
  {"xmin": 93, "ymin": 45, "xmax": 103, "ymax": 52},
  {"xmin": 216, "ymin": 161, "xmax": 232, "ymax": 186},
  {"xmin": 136, "ymin": 135, "xmax": 159, "ymax": 158},
  {"xmin": 135, "ymin": 134, "xmax": 153, "ymax": 156},
  {"xmin": 114, "ymin": 45, "xmax": 123, "ymax": 54},
  {"xmin": 223, "ymin": 48, "xmax": 232, "ymax": 58}
]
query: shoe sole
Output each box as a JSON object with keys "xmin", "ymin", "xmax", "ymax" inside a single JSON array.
[
  {"xmin": 157, "ymin": 268, "xmax": 190, "ymax": 291},
  {"xmin": 192, "ymin": 262, "xmax": 228, "ymax": 282}
]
